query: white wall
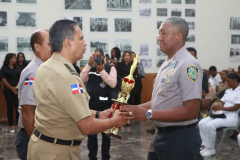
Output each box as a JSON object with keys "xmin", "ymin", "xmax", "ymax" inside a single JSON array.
[{"xmin": 0, "ymin": 0, "xmax": 240, "ymax": 72}]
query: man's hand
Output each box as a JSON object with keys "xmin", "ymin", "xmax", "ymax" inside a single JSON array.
[
  {"xmin": 95, "ymin": 62, "xmax": 104, "ymax": 72},
  {"xmin": 88, "ymin": 56, "xmax": 95, "ymax": 66},
  {"xmin": 113, "ymin": 110, "xmax": 128, "ymax": 127},
  {"xmin": 99, "ymin": 109, "xmax": 114, "ymax": 119},
  {"xmin": 120, "ymin": 105, "xmax": 148, "ymax": 121},
  {"xmin": 11, "ymin": 87, "xmax": 17, "ymax": 93}
]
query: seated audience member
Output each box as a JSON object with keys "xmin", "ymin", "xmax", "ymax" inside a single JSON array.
[
  {"xmin": 209, "ymin": 66, "xmax": 222, "ymax": 88},
  {"xmin": 216, "ymin": 70, "xmax": 229, "ymax": 97},
  {"xmin": 227, "ymin": 68, "xmax": 234, "ymax": 74},
  {"xmin": 200, "ymin": 70, "xmax": 216, "ymax": 119},
  {"xmin": 199, "ymin": 73, "xmax": 240, "ymax": 157},
  {"xmin": 187, "ymin": 47, "xmax": 208, "ymax": 97}
]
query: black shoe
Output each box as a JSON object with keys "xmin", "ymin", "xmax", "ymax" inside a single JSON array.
[
  {"xmin": 147, "ymin": 127, "xmax": 155, "ymax": 134},
  {"xmin": 229, "ymin": 132, "xmax": 238, "ymax": 139}
]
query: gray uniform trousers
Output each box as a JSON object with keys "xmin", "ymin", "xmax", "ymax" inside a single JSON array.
[{"xmin": 147, "ymin": 127, "xmax": 202, "ymax": 160}]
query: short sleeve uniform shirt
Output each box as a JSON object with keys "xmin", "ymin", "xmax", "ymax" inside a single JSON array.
[
  {"xmin": 151, "ymin": 46, "xmax": 203, "ymax": 127},
  {"xmin": 18, "ymin": 56, "xmax": 43, "ymax": 128},
  {"xmin": 221, "ymin": 86, "xmax": 240, "ymax": 120},
  {"xmin": 33, "ymin": 53, "xmax": 91, "ymax": 141}
]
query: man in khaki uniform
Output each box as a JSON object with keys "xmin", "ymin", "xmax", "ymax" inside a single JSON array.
[
  {"xmin": 201, "ymin": 70, "xmax": 216, "ymax": 118},
  {"xmin": 27, "ymin": 20, "xmax": 127, "ymax": 160}
]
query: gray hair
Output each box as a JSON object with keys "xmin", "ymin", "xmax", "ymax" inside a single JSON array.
[{"xmin": 164, "ymin": 17, "xmax": 189, "ymax": 40}]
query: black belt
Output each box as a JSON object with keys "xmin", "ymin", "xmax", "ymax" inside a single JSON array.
[
  {"xmin": 155, "ymin": 122, "xmax": 198, "ymax": 132},
  {"xmin": 33, "ymin": 129, "xmax": 81, "ymax": 146}
]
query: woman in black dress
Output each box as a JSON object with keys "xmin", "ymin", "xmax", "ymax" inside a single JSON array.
[
  {"xmin": 16, "ymin": 52, "xmax": 28, "ymax": 72},
  {"xmin": 0, "ymin": 53, "xmax": 20, "ymax": 133}
]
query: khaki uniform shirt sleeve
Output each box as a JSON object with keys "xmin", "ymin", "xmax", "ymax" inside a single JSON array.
[
  {"xmin": 205, "ymin": 86, "xmax": 216, "ymax": 101},
  {"xmin": 48, "ymin": 73, "xmax": 91, "ymax": 122},
  {"xmin": 179, "ymin": 62, "xmax": 202, "ymax": 102},
  {"xmin": 19, "ymin": 72, "xmax": 36, "ymax": 106}
]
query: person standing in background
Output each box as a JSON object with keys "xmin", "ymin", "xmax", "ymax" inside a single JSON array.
[
  {"xmin": 14, "ymin": 29, "xmax": 52, "ymax": 160},
  {"xmin": 106, "ymin": 47, "xmax": 121, "ymax": 67},
  {"xmin": 16, "ymin": 52, "xmax": 28, "ymax": 73},
  {"xmin": 216, "ymin": 70, "xmax": 229, "ymax": 97},
  {"xmin": 130, "ymin": 51, "xmax": 145, "ymax": 105},
  {"xmin": 0, "ymin": 53, "xmax": 20, "ymax": 133}
]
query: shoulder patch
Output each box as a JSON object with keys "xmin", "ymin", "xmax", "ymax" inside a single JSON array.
[{"xmin": 186, "ymin": 65, "xmax": 199, "ymax": 82}]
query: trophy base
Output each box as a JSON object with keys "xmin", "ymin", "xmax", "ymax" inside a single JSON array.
[{"xmin": 106, "ymin": 133, "xmax": 122, "ymax": 140}]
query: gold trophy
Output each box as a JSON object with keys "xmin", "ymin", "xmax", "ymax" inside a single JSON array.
[{"xmin": 105, "ymin": 54, "xmax": 139, "ymax": 139}]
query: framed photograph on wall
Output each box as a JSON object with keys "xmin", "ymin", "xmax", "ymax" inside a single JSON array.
[
  {"xmin": 90, "ymin": 18, "xmax": 108, "ymax": 32},
  {"xmin": 114, "ymin": 18, "xmax": 132, "ymax": 32},
  {"xmin": 139, "ymin": 7, "xmax": 151, "ymax": 17},
  {"xmin": 156, "ymin": 20, "xmax": 163, "ymax": 30},
  {"xmin": 185, "ymin": 9, "xmax": 195, "ymax": 17},
  {"xmin": 64, "ymin": 16, "xmax": 83, "ymax": 30},
  {"xmin": 15, "ymin": 12, "xmax": 36, "ymax": 28},
  {"xmin": 185, "ymin": 0, "xmax": 195, "ymax": 4},
  {"xmin": 230, "ymin": 33, "xmax": 240, "ymax": 45},
  {"xmin": 186, "ymin": 34, "xmax": 196, "ymax": 43},
  {"xmin": 64, "ymin": 0, "xmax": 92, "ymax": 10},
  {"xmin": 107, "ymin": 0, "xmax": 132, "ymax": 12},
  {"xmin": 230, "ymin": 17, "xmax": 240, "ymax": 30},
  {"xmin": 0, "ymin": 37, "xmax": 8, "ymax": 53},
  {"xmin": 115, "ymin": 39, "xmax": 132, "ymax": 53},
  {"xmin": 16, "ymin": 37, "xmax": 32, "ymax": 53},
  {"xmin": 0, "ymin": 0, "xmax": 11, "ymax": 4},
  {"xmin": 171, "ymin": 8, "xmax": 181, "ymax": 17},
  {"xmin": 139, "ymin": 44, "xmax": 149, "ymax": 57},
  {"xmin": 139, "ymin": 0, "xmax": 151, "ymax": 4},
  {"xmin": 229, "ymin": 47, "xmax": 240, "ymax": 63},
  {"xmin": 90, "ymin": 39, "xmax": 108, "ymax": 54},
  {"xmin": 140, "ymin": 59, "xmax": 152, "ymax": 69},
  {"xmin": 171, "ymin": 0, "xmax": 181, "ymax": 4},
  {"xmin": 156, "ymin": 59, "xmax": 165, "ymax": 68},
  {"xmin": 157, "ymin": 0, "xmax": 167, "ymax": 4},
  {"xmin": 0, "ymin": 11, "xmax": 7, "ymax": 27},
  {"xmin": 187, "ymin": 21, "xmax": 195, "ymax": 30},
  {"xmin": 16, "ymin": 0, "xmax": 37, "ymax": 4},
  {"xmin": 157, "ymin": 8, "xmax": 167, "ymax": 17}
]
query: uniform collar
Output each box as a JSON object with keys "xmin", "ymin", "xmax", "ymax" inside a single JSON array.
[
  {"xmin": 164, "ymin": 46, "xmax": 186, "ymax": 65},
  {"xmin": 51, "ymin": 53, "xmax": 76, "ymax": 71},
  {"xmin": 34, "ymin": 55, "xmax": 43, "ymax": 66}
]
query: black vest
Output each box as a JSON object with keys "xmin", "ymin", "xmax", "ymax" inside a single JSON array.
[{"xmin": 87, "ymin": 64, "xmax": 112, "ymax": 111}]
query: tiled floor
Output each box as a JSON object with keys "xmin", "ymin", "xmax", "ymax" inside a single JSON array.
[{"xmin": 0, "ymin": 121, "xmax": 240, "ymax": 160}]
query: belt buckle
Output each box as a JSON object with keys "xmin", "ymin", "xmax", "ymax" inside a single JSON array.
[{"xmin": 71, "ymin": 140, "xmax": 74, "ymax": 146}]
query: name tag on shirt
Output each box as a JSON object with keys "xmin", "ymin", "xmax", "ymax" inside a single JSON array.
[{"xmin": 99, "ymin": 96, "xmax": 108, "ymax": 101}]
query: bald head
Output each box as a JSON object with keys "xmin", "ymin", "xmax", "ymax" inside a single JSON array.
[
  {"xmin": 163, "ymin": 17, "xmax": 189, "ymax": 40},
  {"xmin": 227, "ymin": 68, "xmax": 234, "ymax": 74},
  {"xmin": 30, "ymin": 29, "xmax": 49, "ymax": 53}
]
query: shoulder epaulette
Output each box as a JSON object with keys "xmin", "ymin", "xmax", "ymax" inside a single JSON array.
[{"xmin": 64, "ymin": 64, "xmax": 79, "ymax": 77}]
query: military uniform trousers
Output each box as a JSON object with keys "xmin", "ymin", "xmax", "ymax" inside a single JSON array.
[
  {"xmin": 87, "ymin": 133, "xmax": 111, "ymax": 160},
  {"xmin": 27, "ymin": 134, "xmax": 81, "ymax": 160},
  {"xmin": 147, "ymin": 126, "xmax": 202, "ymax": 160}
]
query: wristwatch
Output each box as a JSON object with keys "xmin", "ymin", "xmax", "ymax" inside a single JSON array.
[{"xmin": 146, "ymin": 109, "xmax": 152, "ymax": 121}]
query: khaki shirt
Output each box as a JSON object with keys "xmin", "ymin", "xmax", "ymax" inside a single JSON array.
[
  {"xmin": 33, "ymin": 53, "xmax": 91, "ymax": 141},
  {"xmin": 218, "ymin": 81, "xmax": 228, "ymax": 94},
  {"xmin": 151, "ymin": 46, "xmax": 202, "ymax": 127}
]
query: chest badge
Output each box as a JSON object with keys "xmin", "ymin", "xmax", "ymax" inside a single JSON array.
[
  {"xmin": 167, "ymin": 80, "xmax": 170, "ymax": 84},
  {"xmin": 186, "ymin": 66, "xmax": 199, "ymax": 82},
  {"xmin": 100, "ymin": 81, "xmax": 107, "ymax": 88},
  {"xmin": 162, "ymin": 78, "xmax": 164, "ymax": 83}
]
